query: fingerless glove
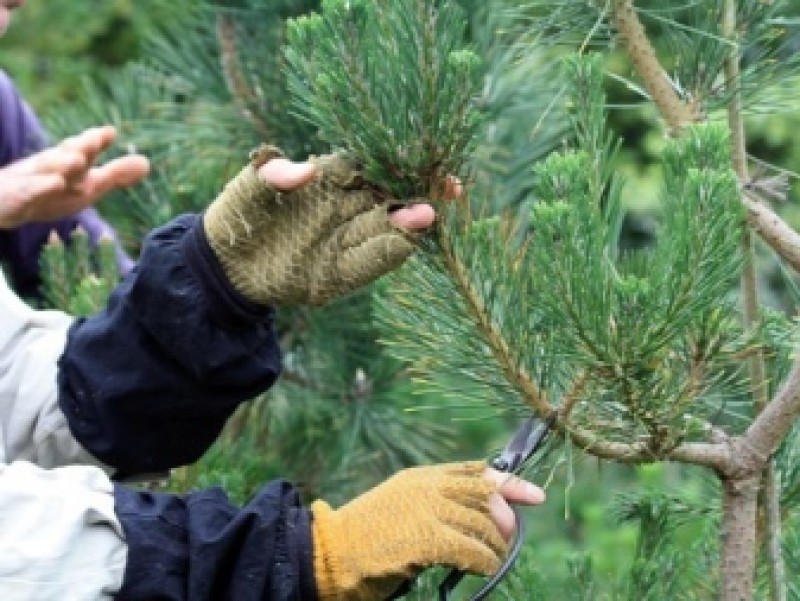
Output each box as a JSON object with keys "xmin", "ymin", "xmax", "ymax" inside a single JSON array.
[
  {"xmin": 310, "ymin": 462, "xmax": 507, "ymax": 601},
  {"xmin": 203, "ymin": 146, "xmax": 419, "ymax": 306}
]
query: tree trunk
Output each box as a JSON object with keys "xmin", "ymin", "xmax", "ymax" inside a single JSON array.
[{"xmin": 720, "ymin": 475, "xmax": 760, "ymax": 600}]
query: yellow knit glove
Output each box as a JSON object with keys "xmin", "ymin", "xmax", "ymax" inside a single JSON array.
[
  {"xmin": 203, "ymin": 146, "xmax": 419, "ymax": 306},
  {"xmin": 311, "ymin": 462, "xmax": 508, "ymax": 601}
]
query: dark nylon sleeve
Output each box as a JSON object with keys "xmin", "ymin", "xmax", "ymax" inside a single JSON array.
[
  {"xmin": 114, "ymin": 479, "xmax": 318, "ymax": 601},
  {"xmin": 58, "ymin": 214, "xmax": 282, "ymax": 476}
]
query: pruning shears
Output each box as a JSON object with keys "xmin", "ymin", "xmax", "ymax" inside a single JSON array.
[{"xmin": 437, "ymin": 413, "xmax": 556, "ymax": 601}]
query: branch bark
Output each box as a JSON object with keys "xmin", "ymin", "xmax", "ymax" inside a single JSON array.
[
  {"xmin": 721, "ymin": 476, "xmax": 760, "ymax": 601},
  {"xmin": 744, "ymin": 360, "xmax": 800, "ymax": 462},
  {"xmin": 743, "ymin": 192, "xmax": 800, "ymax": 273},
  {"xmin": 609, "ymin": 0, "xmax": 700, "ymax": 134},
  {"xmin": 722, "ymin": 0, "xmax": 785, "ymax": 594}
]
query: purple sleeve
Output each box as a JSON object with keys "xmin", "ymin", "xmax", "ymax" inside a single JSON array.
[
  {"xmin": 0, "ymin": 69, "xmax": 47, "ymax": 164},
  {"xmin": 0, "ymin": 70, "xmax": 134, "ymax": 297}
]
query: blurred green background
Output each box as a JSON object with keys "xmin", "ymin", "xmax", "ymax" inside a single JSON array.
[{"xmin": 3, "ymin": 1, "xmax": 800, "ymax": 597}]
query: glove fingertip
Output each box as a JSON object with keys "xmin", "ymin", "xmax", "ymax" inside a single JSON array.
[
  {"xmin": 341, "ymin": 234, "xmax": 416, "ymax": 286},
  {"xmin": 311, "ymin": 152, "xmax": 362, "ymax": 188},
  {"xmin": 455, "ymin": 537, "xmax": 504, "ymax": 576}
]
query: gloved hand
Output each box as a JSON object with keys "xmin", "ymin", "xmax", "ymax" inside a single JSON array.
[
  {"xmin": 203, "ymin": 146, "xmax": 422, "ymax": 306},
  {"xmin": 310, "ymin": 462, "xmax": 509, "ymax": 601}
]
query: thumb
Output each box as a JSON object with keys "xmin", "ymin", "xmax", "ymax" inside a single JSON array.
[
  {"xmin": 389, "ymin": 203, "xmax": 436, "ymax": 231},
  {"xmin": 258, "ymin": 158, "xmax": 318, "ymax": 191}
]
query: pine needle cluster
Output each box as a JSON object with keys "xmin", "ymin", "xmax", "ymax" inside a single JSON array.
[
  {"xmin": 285, "ymin": 0, "xmax": 483, "ymax": 198},
  {"xmin": 380, "ymin": 55, "xmax": 749, "ymax": 454},
  {"xmin": 38, "ymin": 230, "xmax": 120, "ymax": 316}
]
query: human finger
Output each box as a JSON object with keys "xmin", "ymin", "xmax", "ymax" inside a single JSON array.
[
  {"xmin": 484, "ymin": 469, "xmax": 546, "ymax": 505},
  {"xmin": 7, "ymin": 146, "xmax": 87, "ymax": 178},
  {"xmin": 338, "ymin": 201, "xmax": 433, "ymax": 249},
  {"xmin": 483, "ymin": 469, "xmax": 545, "ymax": 540},
  {"xmin": 79, "ymin": 155, "xmax": 151, "ymax": 199},
  {"xmin": 389, "ymin": 203, "xmax": 436, "ymax": 231},
  {"xmin": 60, "ymin": 125, "xmax": 118, "ymax": 166},
  {"xmin": 258, "ymin": 158, "xmax": 318, "ymax": 191},
  {"xmin": 487, "ymin": 493, "xmax": 517, "ymax": 541}
]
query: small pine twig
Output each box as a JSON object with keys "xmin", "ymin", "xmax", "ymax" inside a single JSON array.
[
  {"xmin": 609, "ymin": 0, "xmax": 701, "ymax": 134},
  {"xmin": 742, "ymin": 191, "xmax": 800, "ymax": 273},
  {"xmin": 216, "ymin": 13, "xmax": 272, "ymax": 141},
  {"xmin": 436, "ymin": 223, "xmax": 553, "ymax": 418},
  {"xmin": 559, "ymin": 371, "xmax": 588, "ymax": 421}
]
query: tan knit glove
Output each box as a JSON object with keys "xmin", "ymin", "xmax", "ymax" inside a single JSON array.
[
  {"xmin": 203, "ymin": 146, "xmax": 419, "ymax": 306},
  {"xmin": 310, "ymin": 462, "xmax": 508, "ymax": 601}
]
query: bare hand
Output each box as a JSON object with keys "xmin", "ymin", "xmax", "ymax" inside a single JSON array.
[
  {"xmin": 258, "ymin": 157, "xmax": 462, "ymax": 231},
  {"xmin": 0, "ymin": 125, "xmax": 150, "ymax": 229},
  {"xmin": 484, "ymin": 468, "xmax": 546, "ymax": 541}
]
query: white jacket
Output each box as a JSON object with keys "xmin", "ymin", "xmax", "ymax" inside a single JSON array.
[{"xmin": 0, "ymin": 272, "xmax": 126, "ymax": 599}]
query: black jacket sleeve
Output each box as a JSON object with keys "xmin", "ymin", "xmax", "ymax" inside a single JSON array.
[
  {"xmin": 58, "ymin": 215, "xmax": 282, "ymax": 476},
  {"xmin": 114, "ymin": 479, "xmax": 318, "ymax": 601}
]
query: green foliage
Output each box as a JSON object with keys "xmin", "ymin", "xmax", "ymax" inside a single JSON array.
[
  {"xmin": 508, "ymin": 0, "xmax": 800, "ymax": 114},
  {"xmin": 22, "ymin": 0, "xmax": 800, "ymax": 598},
  {"xmin": 2, "ymin": 0, "xmax": 180, "ymax": 111},
  {"xmin": 611, "ymin": 490, "xmax": 713, "ymax": 599},
  {"xmin": 285, "ymin": 0, "xmax": 483, "ymax": 198},
  {"xmin": 380, "ymin": 56, "xmax": 749, "ymax": 453},
  {"xmin": 38, "ymin": 230, "xmax": 120, "ymax": 316}
]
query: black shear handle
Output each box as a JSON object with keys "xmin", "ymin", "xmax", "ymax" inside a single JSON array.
[{"xmin": 437, "ymin": 504, "xmax": 526, "ymax": 601}]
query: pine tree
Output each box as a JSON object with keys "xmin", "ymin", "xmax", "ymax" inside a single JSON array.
[{"xmin": 39, "ymin": 0, "xmax": 800, "ymax": 598}]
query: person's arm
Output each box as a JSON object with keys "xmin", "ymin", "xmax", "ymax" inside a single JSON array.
[
  {"xmin": 0, "ymin": 459, "xmax": 542, "ymax": 601},
  {"xmin": 0, "ymin": 461, "xmax": 126, "ymax": 600},
  {"xmin": 58, "ymin": 214, "xmax": 283, "ymax": 477},
  {"xmin": 114, "ymin": 478, "xmax": 317, "ymax": 600},
  {"xmin": 0, "ymin": 460, "xmax": 316, "ymax": 601},
  {"xmin": 117, "ymin": 462, "xmax": 544, "ymax": 601},
  {"xmin": 58, "ymin": 149, "xmax": 441, "ymax": 478},
  {"xmin": 0, "ymin": 78, "xmax": 148, "ymax": 295},
  {"xmin": 0, "ymin": 271, "xmax": 105, "ymax": 469},
  {"xmin": 0, "ymin": 70, "xmax": 47, "ymax": 165}
]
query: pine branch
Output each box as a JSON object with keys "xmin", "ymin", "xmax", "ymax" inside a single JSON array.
[
  {"xmin": 609, "ymin": 0, "xmax": 701, "ymax": 134},
  {"xmin": 285, "ymin": 0, "xmax": 482, "ymax": 197},
  {"xmin": 723, "ymin": 0, "xmax": 785, "ymax": 595},
  {"xmin": 744, "ymin": 361, "xmax": 800, "ymax": 472},
  {"xmin": 742, "ymin": 192, "xmax": 800, "ymax": 274},
  {"xmin": 606, "ymin": 0, "xmax": 800, "ymax": 280},
  {"xmin": 437, "ymin": 220, "xmax": 553, "ymax": 418},
  {"xmin": 564, "ymin": 426, "xmax": 650, "ymax": 463},
  {"xmin": 216, "ymin": 12, "xmax": 273, "ymax": 140},
  {"xmin": 668, "ymin": 439, "xmax": 732, "ymax": 473},
  {"xmin": 601, "ymin": 0, "xmax": 800, "ymax": 465}
]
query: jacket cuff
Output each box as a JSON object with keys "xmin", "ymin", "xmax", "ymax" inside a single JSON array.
[
  {"xmin": 58, "ymin": 214, "xmax": 282, "ymax": 475},
  {"xmin": 114, "ymin": 479, "xmax": 318, "ymax": 600},
  {"xmin": 183, "ymin": 213, "xmax": 274, "ymax": 327}
]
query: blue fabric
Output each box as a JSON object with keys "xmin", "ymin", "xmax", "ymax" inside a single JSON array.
[
  {"xmin": 114, "ymin": 480, "xmax": 318, "ymax": 600},
  {"xmin": 58, "ymin": 214, "xmax": 281, "ymax": 476}
]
